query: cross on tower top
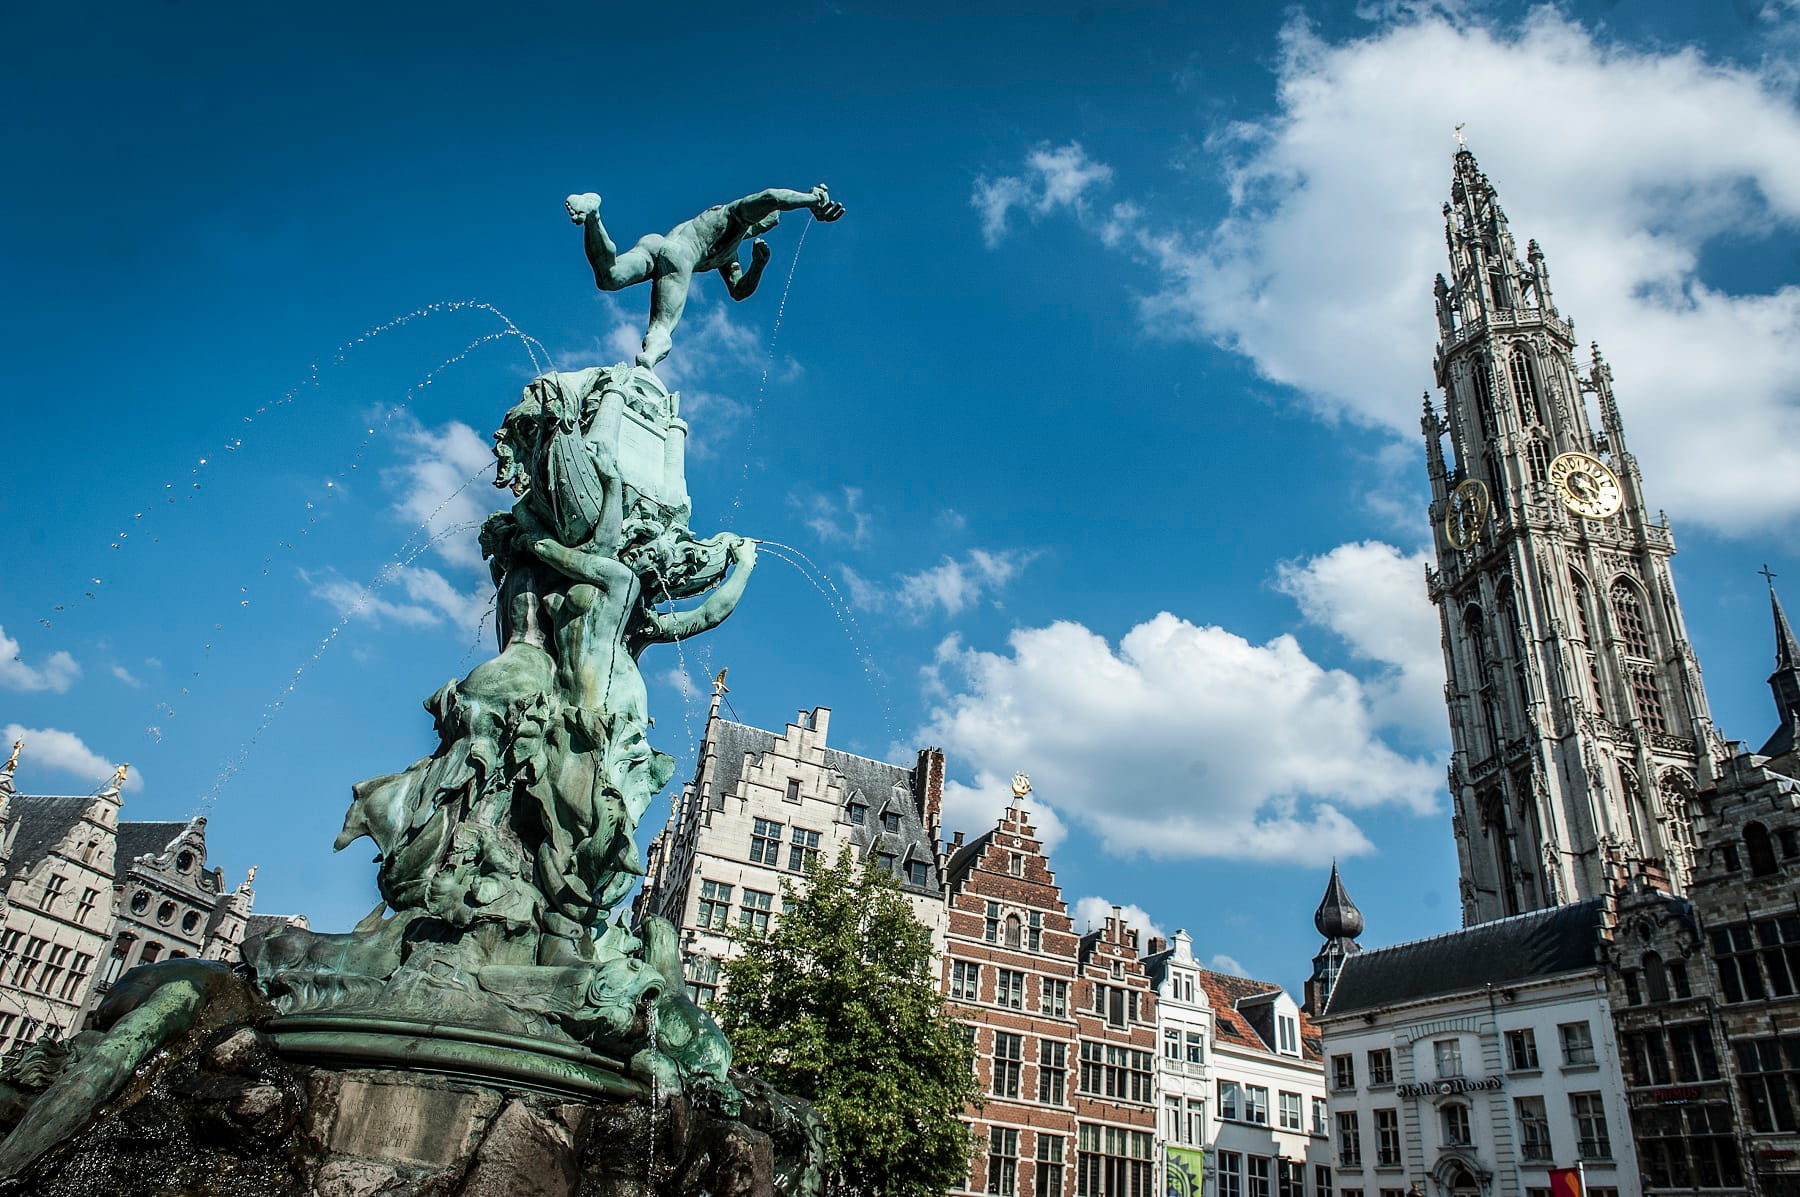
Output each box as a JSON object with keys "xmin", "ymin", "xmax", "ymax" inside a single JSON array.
[
  {"xmin": 1454, "ymin": 122, "xmax": 1467, "ymax": 148},
  {"xmin": 1760, "ymin": 563, "xmax": 1779, "ymax": 588}
]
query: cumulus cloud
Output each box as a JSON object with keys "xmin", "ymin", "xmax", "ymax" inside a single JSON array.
[
  {"xmin": 305, "ymin": 564, "xmax": 491, "ymax": 635},
  {"xmin": 1274, "ymin": 541, "xmax": 1444, "ymax": 736},
  {"xmin": 2, "ymin": 724, "xmax": 141, "ymax": 792},
  {"xmin": 981, "ymin": 11, "xmax": 1800, "ymax": 534},
  {"xmin": 919, "ymin": 613, "xmax": 1441, "ymax": 865},
  {"xmin": 940, "ymin": 773, "xmax": 1070, "ymax": 853},
  {"xmin": 973, "ymin": 143, "xmax": 1116, "ymax": 248},
  {"xmin": 1071, "ymin": 896, "xmax": 1166, "ymax": 941},
  {"xmin": 0, "ymin": 627, "xmax": 79, "ymax": 694},
  {"xmin": 1207, "ymin": 953, "xmax": 1251, "ymax": 978},
  {"xmin": 791, "ymin": 487, "xmax": 871, "ymax": 548},
  {"xmin": 847, "ymin": 550, "xmax": 1034, "ymax": 620},
  {"xmin": 386, "ymin": 415, "xmax": 498, "ymax": 573}
]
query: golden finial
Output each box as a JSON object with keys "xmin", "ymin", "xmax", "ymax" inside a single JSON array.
[
  {"xmin": 712, "ymin": 668, "xmax": 730, "ymax": 696},
  {"xmin": 109, "ymin": 763, "xmax": 130, "ymax": 790},
  {"xmin": 1454, "ymin": 122, "xmax": 1467, "ymax": 149},
  {"xmin": 3, "ymin": 739, "xmax": 20, "ymax": 775},
  {"xmin": 244, "ymin": 865, "xmax": 258, "ymax": 886},
  {"xmin": 1010, "ymin": 772, "xmax": 1032, "ymax": 800}
]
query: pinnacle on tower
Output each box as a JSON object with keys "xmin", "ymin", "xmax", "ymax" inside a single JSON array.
[
  {"xmin": 1313, "ymin": 861, "xmax": 1364, "ymax": 940},
  {"xmin": 1759, "ymin": 567, "xmax": 1800, "ymax": 759}
]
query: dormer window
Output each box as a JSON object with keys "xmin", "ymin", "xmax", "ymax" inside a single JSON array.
[
  {"xmin": 847, "ymin": 803, "xmax": 866, "ymax": 825},
  {"xmin": 176, "ymin": 850, "xmax": 195, "ymax": 873},
  {"xmin": 880, "ymin": 811, "xmax": 901, "ymax": 834},
  {"xmin": 1277, "ymin": 1014, "xmax": 1299, "ymax": 1055}
]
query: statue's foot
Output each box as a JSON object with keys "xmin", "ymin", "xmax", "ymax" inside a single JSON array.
[{"xmin": 565, "ymin": 193, "xmax": 601, "ymax": 224}]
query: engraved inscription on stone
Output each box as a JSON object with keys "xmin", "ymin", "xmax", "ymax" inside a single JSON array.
[{"xmin": 326, "ymin": 1080, "xmax": 484, "ymax": 1168}]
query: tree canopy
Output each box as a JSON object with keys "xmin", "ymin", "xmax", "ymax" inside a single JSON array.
[{"xmin": 714, "ymin": 847, "xmax": 978, "ymax": 1197}]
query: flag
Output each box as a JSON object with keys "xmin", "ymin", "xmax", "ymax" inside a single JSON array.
[{"xmin": 1548, "ymin": 1167, "xmax": 1584, "ymax": 1197}]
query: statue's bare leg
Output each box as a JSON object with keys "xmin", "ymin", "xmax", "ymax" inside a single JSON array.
[
  {"xmin": 567, "ymin": 194, "xmax": 657, "ymax": 292},
  {"xmin": 639, "ymin": 266, "xmax": 693, "ymax": 370}
]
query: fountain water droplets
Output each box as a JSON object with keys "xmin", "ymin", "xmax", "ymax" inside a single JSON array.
[
  {"xmin": 755, "ymin": 540, "xmax": 899, "ymax": 743},
  {"xmin": 197, "ymin": 515, "xmax": 487, "ymax": 809},
  {"xmin": 40, "ymin": 299, "xmax": 547, "ymax": 626},
  {"xmin": 730, "ymin": 219, "xmax": 812, "ymax": 514},
  {"xmin": 655, "ymin": 582, "xmax": 700, "ymax": 754}
]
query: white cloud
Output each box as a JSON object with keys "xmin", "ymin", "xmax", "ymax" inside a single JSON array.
[
  {"xmin": 940, "ymin": 775, "xmax": 1070, "ymax": 852},
  {"xmin": 110, "ymin": 664, "xmax": 143, "ymax": 689},
  {"xmin": 1071, "ymin": 896, "xmax": 1166, "ymax": 942},
  {"xmin": 1274, "ymin": 541, "xmax": 1444, "ymax": 736},
  {"xmin": 919, "ymin": 613, "xmax": 1441, "ymax": 865},
  {"xmin": 305, "ymin": 565, "xmax": 490, "ymax": 634},
  {"xmin": 844, "ymin": 549, "xmax": 1031, "ymax": 620},
  {"xmin": 1207, "ymin": 953, "xmax": 1251, "ymax": 978},
  {"xmin": 2, "ymin": 724, "xmax": 141, "ymax": 792},
  {"xmin": 791, "ymin": 487, "xmax": 871, "ymax": 548},
  {"xmin": 386, "ymin": 416, "xmax": 497, "ymax": 573},
  {"xmin": 973, "ymin": 142, "xmax": 1116, "ymax": 248},
  {"xmin": 0, "ymin": 627, "xmax": 79, "ymax": 694},
  {"xmin": 987, "ymin": 11, "xmax": 1800, "ymax": 535}
]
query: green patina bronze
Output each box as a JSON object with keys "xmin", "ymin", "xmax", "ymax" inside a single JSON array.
[{"xmin": 0, "ymin": 187, "xmax": 842, "ymax": 1184}]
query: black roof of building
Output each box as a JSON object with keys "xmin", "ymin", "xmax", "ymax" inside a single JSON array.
[
  {"xmin": 1324, "ymin": 897, "xmax": 1608, "ymax": 1018},
  {"xmin": 943, "ymin": 829, "xmax": 996, "ymax": 888},
  {"xmin": 2, "ymin": 794, "xmax": 97, "ymax": 886},
  {"xmin": 117, "ymin": 821, "xmax": 190, "ymax": 865}
]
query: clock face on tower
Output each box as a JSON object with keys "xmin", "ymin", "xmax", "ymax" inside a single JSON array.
[
  {"xmin": 1444, "ymin": 478, "xmax": 1491, "ymax": 549},
  {"xmin": 1548, "ymin": 452, "xmax": 1623, "ymax": 519}
]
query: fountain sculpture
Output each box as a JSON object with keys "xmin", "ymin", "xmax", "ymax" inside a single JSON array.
[{"xmin": 0, "ymin": 183, "xmax": 846, "ymax": 1196}]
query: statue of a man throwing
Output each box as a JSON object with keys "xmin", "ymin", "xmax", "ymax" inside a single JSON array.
[{"xmin": 566, "ymin": 185, "xmax": 845, "ymax": 370}]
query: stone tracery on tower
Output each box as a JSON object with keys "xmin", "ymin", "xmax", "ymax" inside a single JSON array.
[{"xmin": 1423, "ymin": 147, "xmax": 1718, "ymax": 925}]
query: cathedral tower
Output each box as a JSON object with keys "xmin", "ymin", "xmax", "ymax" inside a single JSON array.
[{"xmin": 1423, "ymin": 148, "xmax": 1716, "ymax": 924}]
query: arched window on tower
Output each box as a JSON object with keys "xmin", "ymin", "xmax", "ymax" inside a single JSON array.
[
  {"xmin": 1496, "ymin": 580, "xmax": 1529, "ymax": 717},
  {"xmin": 1570, "ymin": 571, "xmax": 1606, "ymax": 716},
  {"xmin": 1509, "ymin": 348, "xmax": 1541, "ymax": 425},
  {"xmin": 1610, "ymin": 579, "xmax": 1653, "ymax": 658},
  {"xmin": 1465, "ymin": 605, "xmax": 1500, "ymax": 755},
  {"xmin": 1473, "ymin": 357, "xmax": 1497, "ymax": 440},
  {"xmin": 1527, "ymin": 439, "xmax": 1550, "ymax": 488},
  {"xmin": 1659, "ymin": 771, "xmax": 1697, "ymax": 881}
]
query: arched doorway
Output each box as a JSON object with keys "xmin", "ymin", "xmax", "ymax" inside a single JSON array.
[{"xmin": 1446, "ymin": 1164, "xmax": 1480, "ymax": 1197}]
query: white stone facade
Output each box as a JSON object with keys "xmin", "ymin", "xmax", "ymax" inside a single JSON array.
[
  {"xmin": 636, "ymin": 700, "xmax": 946, "ymax": 1003},
  {"xmin": 1318, "ymin": 908, "xmax": 1641, "ymax": 1197},
  {"xmin": 1145, "ymin": 931, "xmax": 1331, "ymax": 1197}
]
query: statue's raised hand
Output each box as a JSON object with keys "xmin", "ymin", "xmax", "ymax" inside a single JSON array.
[
  {"xmin": 809, "ymin": 185, "xmax": 845, "ymax": 223},
  {"xmin": 566, "ymin": 193, "xmax": 601, "ymax": 224},
  {"xmin": 730, "ymin": 538, "xmax": 758, "ymax": 568},
  {"xmin": 751, "ymin": 239, "xmax": 772, "ymax": 267}
]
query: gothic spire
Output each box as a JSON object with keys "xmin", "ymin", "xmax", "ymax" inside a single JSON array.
[
  {"xmin": 1761, "ymin": 568, "xmax": 1800, "ymax": 758},
  {"xmin": 1313, "ymin": 861, "xmax": 1364, "ymax": 940}
]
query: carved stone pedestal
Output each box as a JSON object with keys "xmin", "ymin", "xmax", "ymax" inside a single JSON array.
[{"xmin": 0, "ymin": 1018, "xmax": 816, "ymax": 1197}]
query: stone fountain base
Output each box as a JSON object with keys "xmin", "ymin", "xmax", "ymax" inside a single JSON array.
[{"xmin": 0, "ymin": 1014, "xmax": 817, "ymax": 1197}]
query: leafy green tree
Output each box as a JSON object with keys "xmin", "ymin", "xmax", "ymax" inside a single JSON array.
[{"xmin": 714, "ymin": 846, "xmax": 978, "ymax": 1197}]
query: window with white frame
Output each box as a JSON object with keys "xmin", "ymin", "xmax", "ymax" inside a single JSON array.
[
  {"xmin": 987, "ymin": 1126, "xmax": 1018, "ymax": 1196},
  {"xmin": 1368, "ymin": 1048, "xmax": 1393, "ymax": 1085},
  {"xmin": 1336, "ymin": 1111, "xmax": 1361, "ymax": 1166},
  {"xmin": 1374, "ymin": 1108, "xmax": 1400, "ymax": 1166},
  {"xmin": 1560, "ymin": 1021, "xmax": 1596, "ymax": 1066},
  {"xmin": 1216, "ymin": 1150, "xmax": 1243, "ymax": 1197},
  {"xmin": 950, "ymin": 960, "xmax": 981, "ymax": 1002},
  {"xmin": 1331, "ymin": 1053, "xmax": 1355, "ymax": 1090},
  {"xmin": 1277, "ymin": 1014, "xmax": 1299, "ymax": 1055},
  {"xmin": 996, "ymin": 969, "xmax": 1025, "ymax": 1010},
  {"xmin": 1041, "ymin": 977, "xmax": 1069, "ymax": 1018},
  {"xmin": 1246, "ymin": 1085, "xmax": 1269, "ymax": 1125},
  {"xmin": 1506, "ymin": 1027, "xmax": 1540, "ymax": 1071},
  {"xmin": 1312, "ymin": 1096, "xmax": 1329, "ymax": 1135},
  {"xmin": 1248, "ymin": 1155, "xmax": 1272, "ymax": 1197},
  {"xmin": 1434, "ymin": 1038, "xmax": 1463, "ymax": 1078},
  {"xmin": 1038, "ymin": 1041, "xmax": 1067, "ymax": 1105},
  {"xmin": 696, "ymin": 880, "xmax": 733, "ymax": 929},
  {"xmin": 1514, "ymin": 1095, "xmax": 1551, "ymax": 1160},
  {"xmin": 1279, "ymin": 1091, "xmax": 1302, "ymax": 1130},
  {"xmin": 1571, "ymin": 1091, "xmax": 1611, "ymax": 1158},
  {"xmin": 1186, "ymin": 1031, "xmax": 1204, "ymax": 1063},
  {"xmin": 1441, "ymin": 1102, "xmax": 1471, "ymax": 1146},
  {"xmin": 992, "ymin": 1033, "xmax": 1022, "ymax": 1098},
  {"xmin": 1219, "ymin": 1079, "xmax": 1241, "ymax": 1120}
]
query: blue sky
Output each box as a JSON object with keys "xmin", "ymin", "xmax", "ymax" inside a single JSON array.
[{"xmin": 5, "ymin": 0, "xmax": 1800, "ymax": 995}]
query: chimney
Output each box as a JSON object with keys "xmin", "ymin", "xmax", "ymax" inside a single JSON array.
[
  {"xmin": 1147, "ymin": 935, "xmax": 1168, "ymax": 955},
  {"xmin": 916, "ymin": 748, "xmax": 945, "ymax": 843}
]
